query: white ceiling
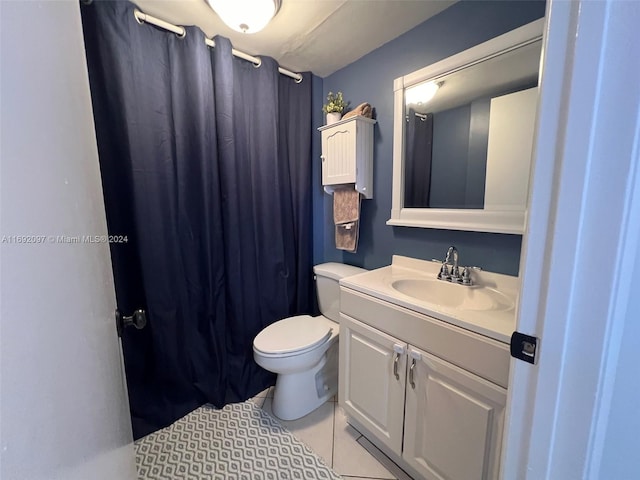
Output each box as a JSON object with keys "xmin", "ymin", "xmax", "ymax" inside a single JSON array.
[{"xmin": 132, "ymin": 0, "xmax": 457, "ymax": 77}]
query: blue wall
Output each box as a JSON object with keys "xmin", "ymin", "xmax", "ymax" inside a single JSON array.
[{"xmin": 316, "ymin": 0, "xmax": 545, "ymax": 276}]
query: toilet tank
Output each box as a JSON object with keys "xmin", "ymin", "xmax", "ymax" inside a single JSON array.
[{"xmin": 313, "ymin": 263, "xmax": 367, "ymax": 322}]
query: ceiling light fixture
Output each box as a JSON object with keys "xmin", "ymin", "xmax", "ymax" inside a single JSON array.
[
  {"xmin": 206, "ymin": 0, "xmax": 282, "ymax": 34},
  {"xmin": 405, "ymin": 81, "xmax": 444, "ymax": 105}
]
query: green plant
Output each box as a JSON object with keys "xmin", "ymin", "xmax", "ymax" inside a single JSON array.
[{"xmin": 322, "ymin": 91, "xmax": 348, "ymax": 114}]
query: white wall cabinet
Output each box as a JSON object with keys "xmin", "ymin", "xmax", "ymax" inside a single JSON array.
[
  {"xmin": 318, "ymin": 116, "xmax": 376, "ymax": 198},
  {"xmin": 339, "ymin": 300, "xmax": 508, "ymax": 480}
]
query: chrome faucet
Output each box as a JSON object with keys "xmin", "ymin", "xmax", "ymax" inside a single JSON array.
[
  {"xmin": 438, "ymin": 245, "xmax": 473, "ymax": 285},
  {"xmin": 447, "ymin": 246, "xmax": 460, "ymax": 280},
  {"xmin": 438, "ymin": 246, "xmax": 457, "ymax": 281}
]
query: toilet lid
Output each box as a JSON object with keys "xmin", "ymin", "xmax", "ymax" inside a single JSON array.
[{"xmin": 253, "ymin": 315, "xmax": 333, "ymax": 355}]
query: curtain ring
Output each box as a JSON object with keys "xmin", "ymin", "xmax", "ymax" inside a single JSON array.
[
  {"xmin": 253, "ymin": 57, "xmax": 262, "ymax": 68},
  {"xmin": 176, "ymin": 28, "xmax": 186, "ymax": 39},
  {"xmin": 295, "ymin": 74, "xmax": 303, "ymax": 84},
  {"xmin": 134, "ymin": 10, "xmax": 144, "ymax": 25}
]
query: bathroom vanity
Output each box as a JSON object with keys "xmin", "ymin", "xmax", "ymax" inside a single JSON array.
[{"xmin": 338, "ymin": 256, "xmax": 519, "ymax": 480}]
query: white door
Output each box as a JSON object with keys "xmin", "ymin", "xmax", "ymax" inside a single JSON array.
[
  {"xmin": 0, "ymin": 1, "xmax": 137, "ymax": 479},
  {"xmin": 339, "ymin": 314, "xmax": 407, "ymax": 456},
  {"xmin": 502, "ymin": 1, "xmax": 640, "ymax": 478},
  {"xmin": 321, "ymin": 122, "xmax": 357, "ymax": 185},
  {"xmin": 403, "ymin": 347, "xmax": 506, "ymax": 480}
]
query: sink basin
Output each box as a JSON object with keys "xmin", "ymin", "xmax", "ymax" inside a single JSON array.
[
  {"xmin": 338, "ymin": 256, "xmax": 521, "ymax": 343},
  {"xmin": 391, "ymin": 279, "xmax": 513, "ymax": 312}
]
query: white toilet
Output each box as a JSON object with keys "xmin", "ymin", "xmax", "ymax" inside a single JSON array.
[{"xmin": 253, "ymin": 262, "xmax": 366, "ymax": 420}]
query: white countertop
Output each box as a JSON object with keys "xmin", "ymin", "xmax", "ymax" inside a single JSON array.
[{"xmin": 339, "ymin": 256, "xmax": 520, "ymax": 344}]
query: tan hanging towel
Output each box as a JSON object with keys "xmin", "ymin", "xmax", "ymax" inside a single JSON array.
[
  {"xmin": 335, "ymin": 221, "xmax": 360, "ymax": 253},
  {"xmin": 333, "ymin": 185, "xmax": 360, "ymax": 223},
  {"xmin": 333, "ymin": 185, "xmax": 361, "ymax": 253}
]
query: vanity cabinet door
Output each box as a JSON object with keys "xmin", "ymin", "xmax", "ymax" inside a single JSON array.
[
  {"xmin": 339, "ymin": 314, "xmax": 407, "ymax": 456},
  {"xmin": 403, "ymin": 347, "xmax": 507, "ymax": 480}
]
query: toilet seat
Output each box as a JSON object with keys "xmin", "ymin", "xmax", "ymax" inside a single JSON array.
[{"xmin": 253, "ymin": 315, "xmax": 334, "ymax": 357}]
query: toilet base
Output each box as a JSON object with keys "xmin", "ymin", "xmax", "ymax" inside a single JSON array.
[{"xmin": 272, "ymin": 342, "xmax": 338, "ymax": 421}]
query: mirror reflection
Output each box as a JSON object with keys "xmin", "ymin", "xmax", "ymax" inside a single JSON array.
[{"xmin": 403, "ymin": 40, "xmax": 541, "ymax": 209}]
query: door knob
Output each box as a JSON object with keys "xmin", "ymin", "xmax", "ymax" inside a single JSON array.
[{"xmin": 115, "ymin": 309, "xmax": 147, "ymax": 337}]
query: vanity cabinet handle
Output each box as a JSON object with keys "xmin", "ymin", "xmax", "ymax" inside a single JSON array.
[
  {"xmin": 393, "ymin": 352, "xmax": 401, "ymax": 380},
  {"xmin": 392, "ymin": 344, "xmax": 405, "ymax": 381},
  {"xmin": 408, "ymin": 349, "xmax": 421, "ymax": 389},
  {"xmin": 409, "ymin": 358, "xmax": 416, "ymax": 389}
]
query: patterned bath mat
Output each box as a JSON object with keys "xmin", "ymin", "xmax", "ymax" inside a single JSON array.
[{"xmin": 135, "ymin": 401, "xmax": 342, "ymax": 479}]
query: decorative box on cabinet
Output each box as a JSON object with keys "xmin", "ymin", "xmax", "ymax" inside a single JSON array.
[
  {"xmin": 339, "ymin": 292, "xmax": 509, "ymax": 480},
  {"xmin": 318, "ymin": 115, "xmax": 376, "ymax": 199}
]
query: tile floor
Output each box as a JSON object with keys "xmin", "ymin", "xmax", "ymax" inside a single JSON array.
[{"xmin": 251, "ymin": 388, "xmax": 413, "ymax": 480}]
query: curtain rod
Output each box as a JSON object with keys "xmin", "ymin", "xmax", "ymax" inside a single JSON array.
[{"xmin": 133, "ymin": 9, "xmax": 303, "ymax": 83}]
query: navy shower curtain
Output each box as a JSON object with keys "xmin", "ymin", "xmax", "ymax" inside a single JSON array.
[
  {"xmin": 404, "ymin": 109, "xmax": 434, "ymax": 208},
  {"xmin": 81, "ymin": 1, "xmax": 313, "ymax": 439}
]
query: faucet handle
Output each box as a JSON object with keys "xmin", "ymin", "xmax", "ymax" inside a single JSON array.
[
  {"xmin": 450, "ymin": 265, "xmax": 461, "ymax": 281},
  {"xmin": 437, "ymin": 263, "xmax": 450, "ymax": 280},
  {"xmin": 461, "ymin": 266, "xmax": 473, "ymax": 286}
]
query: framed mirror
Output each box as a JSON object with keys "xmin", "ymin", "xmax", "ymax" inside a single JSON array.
[{"xmin": 387, "ymin": 19, "xmax": 544, "ymax": 234}]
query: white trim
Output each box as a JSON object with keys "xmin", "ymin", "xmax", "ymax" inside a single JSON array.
[
  {"xmin": 502, "ymin": 0, "xmax": 640, "ymax": 477},
  {"xmin": 500, "ymin": 1, "xmax": 575, "ymax": 475},
  {"xmin": 317, "ymin": 115, "xmax": 376, "ymax": 131},
  {"xmin": 402, "ymin": 19, "xmax": 544, "ymax": 89},
  {"xmin": 389, "ymin": 19, "xmax": 544, "ymax": 233},
  {"xmin": 391, "ymin": 81, "xmax": 406, "ymax": 219},
  {"xmin": 587, "ymin": 93, "xmax": 640, "ymax": 478},
  {"xmin": 387, "ymin": 209, "xmax": 525, "ymax": 235}
]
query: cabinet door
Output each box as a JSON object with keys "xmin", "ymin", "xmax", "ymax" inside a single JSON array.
[
  {"xmin": 321, "ymin": 122, "xmax": 357, "ymax": 185},
  {"xmin": 403, "ymin": 347, "xmax": 507, "ymax": 480},
  {"xmin": 339, "ymin": 314, "xmax": 407, "ymax": 456}
]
